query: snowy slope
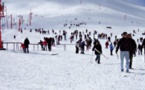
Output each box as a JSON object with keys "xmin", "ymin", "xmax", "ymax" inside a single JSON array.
[
  {"xmin": 2, "ymin": 0, "xmax": 145, "ymax": 30},
  {"xmin": 1, "ymin": 29, "xmax": 145, "ymax": 90},
  {"xmin": 1, "ymin": 0, "xmax": 145, "ymax": 90}
]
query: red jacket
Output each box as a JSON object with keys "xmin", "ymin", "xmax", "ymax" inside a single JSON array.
[
  {"xmin": 21, "ymin": 43, "xmax": 25, "ymax": 49},
  {"xmin": 43, "ymin": 41, "xmax": 47, "ymax": 45}
]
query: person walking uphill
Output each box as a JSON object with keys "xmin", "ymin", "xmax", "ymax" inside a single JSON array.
[
  {"xmin": 92, "ymin": 39, "xmax": 102, "ymax": 64},
  {"xmin": 24, "ymin": 38, "xmax": 30, "ymax": 53},
  {"xmin": 116, "ymin": 32, "xmax": 131, "ymax": 73}
]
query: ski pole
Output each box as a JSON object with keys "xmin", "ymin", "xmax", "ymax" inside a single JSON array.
[{"xmin": 94, "ymin": 48, "xmax": 108, "ymax": 59}]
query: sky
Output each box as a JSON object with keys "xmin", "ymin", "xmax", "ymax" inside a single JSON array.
[
  {"xmin": 2, "ymin": 0, "xmax": 145, "ymax": 6},
  {"xmin": 122, "ymin": 0, "xmax": 145, "ymax": 6}
]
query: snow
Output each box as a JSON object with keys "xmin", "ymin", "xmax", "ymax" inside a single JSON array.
[
  {"xmin": 0, "ymin": 0, "xmax": 145, "ymax": 90},
  {"xmin": 1, "ymin": 41, "xmax": 145, "ymax": 90}
]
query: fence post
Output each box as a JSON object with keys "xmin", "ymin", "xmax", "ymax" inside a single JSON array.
[
  {"xmin": 6, "ymin": 43, "xmax": 8, "ymax": 50},
  {"xmin": 37, "ymin": 44, "xmax": 39, "ymax": 50},
  {"xmin": 13, "ymin": 42, "xmax": 15, "ymax": 50},
  {"xmin": 33, "ymin": 44, "xmax": 35, "ymax": 51},
  {"xmin": 16, "ymin": 43, "xmax": 19, "ymax": 50}
]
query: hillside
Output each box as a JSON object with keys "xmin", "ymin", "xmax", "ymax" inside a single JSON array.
[
  {"xmin": 1, "ymin": 0, "xmax": 145, "ymax": 90},
  {"xmin": 2, "ymin": 0, "xmax": 145, "ymax": 30}
]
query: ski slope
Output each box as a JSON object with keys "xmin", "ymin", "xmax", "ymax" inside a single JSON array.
[
  {"xmin": 1, "ymin": 29, "xmax": 145, "ymax": 90},
  {"xmin": 1, "ymin": 0, "xmax": 145, "ymax": 90}
]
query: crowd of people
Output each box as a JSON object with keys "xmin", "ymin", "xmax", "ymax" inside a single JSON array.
[
  {"xmin": 74, "ymin": 29, "xmax": 145, "ymax": 73},
  {"xmin": 16, "ymin": 28, "xmax": 145, "ymax": 73}
]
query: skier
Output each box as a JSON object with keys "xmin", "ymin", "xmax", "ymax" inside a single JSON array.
[{"xmin": 92, "ymin": 39, "xmax": 102, "ymax": 64}]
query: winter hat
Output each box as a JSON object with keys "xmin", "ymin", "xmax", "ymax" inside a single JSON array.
[{"xmin": 122, "ymin": 32, "xmax": 127, "ymax": 35}]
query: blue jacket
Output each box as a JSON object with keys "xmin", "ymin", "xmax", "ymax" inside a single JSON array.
[{"xmin": 110, "ymin": 44, "xmax": 114, "ymax": 51}]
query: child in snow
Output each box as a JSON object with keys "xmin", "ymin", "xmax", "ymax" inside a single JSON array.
[
  {"xmin": 43, "ymin": 40, "xmax": 47, "ymax": 51},
  {"xmin": 110, "ymin": 43, "xmax": 114, "ymax": 55},
  {"xmin": 105, "ymin": 41, "xmax": 109, "ymax": 49},
  {"xmin": 21, "ymin": 43, "xmax": 26, "ymax": 53}
]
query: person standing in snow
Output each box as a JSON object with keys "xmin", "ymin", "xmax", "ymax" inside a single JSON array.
[
  {"xmin": 142, "ymin": 38, "xmax": 145, "ymax": 54},
  {"xmin": 24, "ymin": 38, "xmax": 30, "ymax": 53},
  {"xmin": 43, "ymin": 38, "xmax": 47, "ymax": 51},
  {"xmin": 75, "ymin": 40, "xmax": 80, "ymax": 54},
  {"xmin": 92, "ymin": 39, "xmax": 102, "ymax": 64},
  {"xmin": 127, "ymin": 34, "xmax": 137, "ymax": 69},
  {"xmin": 45, "ymin": 37, "xmax": 52, "ymax": 51},
  {"xmin": 116, "ymin": 32, "xmax": 131, "ymax": 73},
  {"xmin": 80, "ymin": 40, "xmax": 85, "ymax": 54},
  {"xmin": 105, "ymin": 41, "xmax": 109, "ymax": 49},
  {"xmin": 138, "ymin": 43, "xmax": 143, "ymax": 55},
  {"xmin": 110, "ymin": 43, "xmax": 114, "ymax": 56}
]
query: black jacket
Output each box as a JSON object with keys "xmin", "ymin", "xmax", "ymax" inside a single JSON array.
[
  {"xmin": 46, "ymin": 38, "xmax": 52, "ymax": 46},
  {"xmin": 24, "ymin": 38, "xmax": 30, "ymax": 48},
  {"xmin": 129, "ymin": 38, "xmax": 137, "ymax": 54},
  {"xmin": 142, "ymin": 39, "xmax": 145, "ymax": 48},
  {"xmin": 92, "ymin": 43, "xmax": 102, "ymax": 55},
  {"xmin": 116, "ymin": 38, "xmax": 131, "ymax": 53}
]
